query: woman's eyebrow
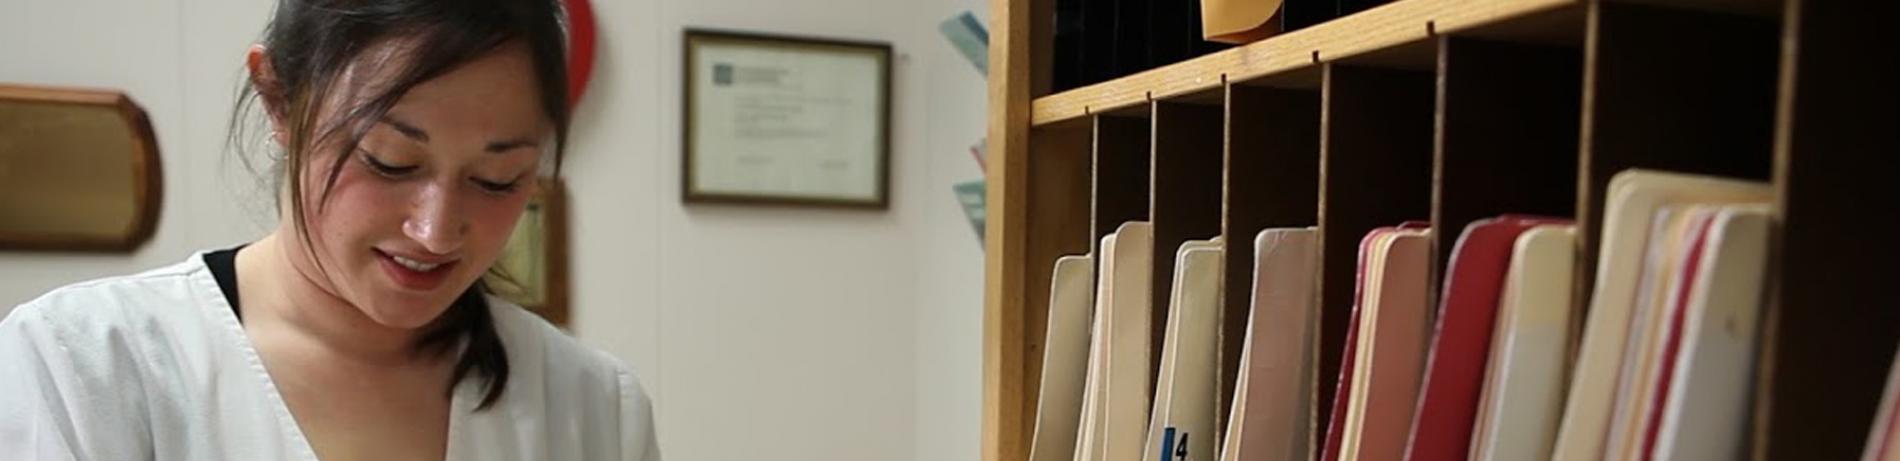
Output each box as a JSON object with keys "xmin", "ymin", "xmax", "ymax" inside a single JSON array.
[
  {"xmin": 381, "ymin": 115, "xmax": 534, "ymax": 153},
  {"xmin": 485, "ymin": 138, "xmax": 537, "ymax": 153},
  {"xmin": 379, "ymin": 116, "xmax": 430, "ymax": 143}
]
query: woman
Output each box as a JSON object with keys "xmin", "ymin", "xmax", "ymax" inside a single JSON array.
[{"xmin": 0, "ymin": 1, "xmax": 659, "ymax": 459}]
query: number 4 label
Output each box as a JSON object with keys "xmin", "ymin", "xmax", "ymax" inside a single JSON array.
[{"xmin": 1160, "ymin": 427, "xmax": 1190, "ymax": 461}]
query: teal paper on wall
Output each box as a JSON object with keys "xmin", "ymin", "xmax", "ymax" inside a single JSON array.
[
  {"xmin": 953, "ymin": 179, "xmax": 986, "ymax": 243},
  {"xmin": 939, "ymin": 11, "xmax": 988, "ymax": 76}
]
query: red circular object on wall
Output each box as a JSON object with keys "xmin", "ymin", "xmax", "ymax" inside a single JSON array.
[{"xmin": 564, "ymin": 0, "xmax": 597, "ymax": 110}]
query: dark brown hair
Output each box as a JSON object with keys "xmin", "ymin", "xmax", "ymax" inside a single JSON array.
[{"xmin": 230, "ymin": 0, "xmax": 572, "ymax": 410}]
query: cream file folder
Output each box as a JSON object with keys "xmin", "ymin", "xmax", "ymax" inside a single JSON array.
[
  {"xmin": 1031, "ymin": 254, "xmax": 1098, "ymax": 461},
  {"xmin": 1144, "ymin": 240, "xmax": 1224, "ymax": 461},
  {"xmin": 1552, "ymin": 170, "xmax": 1769, "ymax": 461},
  {"xmin": 1649, "ymin": 205, "xmax": 1772, "ymax": 460},
  {"xmin": 1101, "ymin": 222, "xmax": 1156, "ymax": 461},
  {"xmin": 1470, "ymin": 225, "xmax": 1577, "ymax": 461},
  {"xmin": 1219, "ymin": 227, "xmax": 1319, "ymax": 461}
]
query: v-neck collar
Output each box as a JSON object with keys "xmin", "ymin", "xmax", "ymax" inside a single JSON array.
[{"xmin": 186, "ymin": 251, "xmax": 470, "ymax": 460}]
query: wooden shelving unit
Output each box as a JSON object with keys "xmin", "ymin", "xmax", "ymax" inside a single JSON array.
[{"xmin": 981, "ymin": 0, "xmax": 1896, "ymax": 459}]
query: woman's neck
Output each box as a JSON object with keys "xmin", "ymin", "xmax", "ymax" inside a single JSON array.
[{"xmin": 237, "ymin": 233, "xmax": 436, "ymax": 367}]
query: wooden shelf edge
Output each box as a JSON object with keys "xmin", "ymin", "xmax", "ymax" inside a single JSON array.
[{"xmin": 1029, "ymin": 0, "xmax": 1579, "ymax": 126}]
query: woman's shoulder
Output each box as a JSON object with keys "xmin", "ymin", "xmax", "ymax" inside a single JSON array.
[
  {"xmin": 4, "ymin": 255, "xmax": 215, "ymax": 340},
  {"xmin": 482, "ymin": 296, "xmax": 650, "ymax": 397},
  {"xmin": 0, "ymin": 255, "xmax": 229, "ymax": 429},
  {"xmin": 475, "ymin": 297, "xmax": 660, "ymax": 459}
]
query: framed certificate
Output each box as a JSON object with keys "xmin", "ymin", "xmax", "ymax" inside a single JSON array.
[{"xmin": 683, "ymin": 29, "xmax": 893, "ymax": 209}]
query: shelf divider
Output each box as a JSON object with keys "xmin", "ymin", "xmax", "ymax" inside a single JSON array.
[
  {"xmin": 1574, "ymin": 1, "xmax": 1779, "ymax": 299},
  {"xmin": 1218, "ymin": 84, "xmax": 1323, "ymax": 442},
  {"xmin": 1756, "ymin": 0, "xmax": 1900, "ymax": 456},
  {"xmin": 1314, "ymin": 63, "xmax": 1437, "ymax": 441},
  {"xmin": 1431, "ymin": 36, "xmax": 1581, "ymax": 278},
  {"xmin": 1149, "ymin": 101, "xmax": 1229, "ymax": 390}
]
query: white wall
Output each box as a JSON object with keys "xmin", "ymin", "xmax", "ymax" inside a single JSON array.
[
  {"xmin": 0, "ymin": 0, "xmax": 271, "ymax": 315},
  {"xmin": 0, "ymin": 0, "xmax": 987, "ymax": 460}
]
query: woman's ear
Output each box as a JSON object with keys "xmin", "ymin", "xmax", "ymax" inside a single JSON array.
[{"xmin": 246, "ymin": 44, "xmax": 290, "ymax": 146}]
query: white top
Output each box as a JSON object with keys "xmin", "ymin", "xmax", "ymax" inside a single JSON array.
[{"xmin": 0, "ymin": 254, "xmax": 661, "ymax": 460}]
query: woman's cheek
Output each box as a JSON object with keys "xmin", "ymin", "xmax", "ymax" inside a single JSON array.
[
  {"xmin": 334, "ymin": 165, "xmax": 399, "ymax": 204},
  {"xmin": 466, "ymin": 192, "xmax": 531, "ymax": 260},
  {"xmin": 310, "ymin": 166, "xmax": 411, "ymax": 242}
]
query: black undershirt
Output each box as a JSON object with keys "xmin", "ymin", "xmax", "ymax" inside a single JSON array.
[{"xmin": 203, "ymin": 246, "xmax": 244, "ymax": 321}]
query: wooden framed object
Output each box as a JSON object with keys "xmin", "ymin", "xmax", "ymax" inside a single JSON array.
[
  {"xmin": 984, "ymin": 0, "xmax": 1887, "ymax": 460},
  {"xmin": 681, "ymin": 29, "xmax": 893, "ymax": 209},
  {"xmin": 0, "ymin": 83, "xmax": 162, "ymax": 253},
  {"xmin": 487, "ymin": 178, "xmax": 570, "ymax": 327}
]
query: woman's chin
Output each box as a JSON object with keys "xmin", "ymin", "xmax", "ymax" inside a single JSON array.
[
  {"xmin": 355, "ymin": 261, "xmax": 474, "ymax": 329},
  {"xmin": 359, "ymin": 292, "xmax": 458, "ymax": 330}
]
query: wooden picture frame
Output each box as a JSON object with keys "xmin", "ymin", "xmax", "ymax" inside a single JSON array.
[
  {"xmin": 681, "ymin": 29, "xmax": 893, "ymax": 209},
  {"xmin": 0, "ymin": 83, "xmax": 163, "ymax": 253},
  {"xmin": 487, "ymin": 178, "xmax": 570, "ymax": 327}
]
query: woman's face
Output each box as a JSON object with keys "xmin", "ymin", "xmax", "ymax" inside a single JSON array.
[{"xmin": 281, "ymin": 40, "xmax": 551, "ymax": 330}]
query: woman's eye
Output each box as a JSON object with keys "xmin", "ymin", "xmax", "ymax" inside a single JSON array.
[
  {"xmin": 359, "ymin": 151, "xmax": 419, "ymax": 177},
  {"xmin": 473, "ymin": 178, "xmax": 521, "ymax": 194}
]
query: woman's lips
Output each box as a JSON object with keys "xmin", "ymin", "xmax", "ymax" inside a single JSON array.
[{"xmin": 374, "ymin": 249, "xmax": 458, "ymax": 291}]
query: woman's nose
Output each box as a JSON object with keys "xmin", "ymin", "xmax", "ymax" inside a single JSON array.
[{"xmin": 402, "ymin": 180, "xmax": 467, "ymax": 255}]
